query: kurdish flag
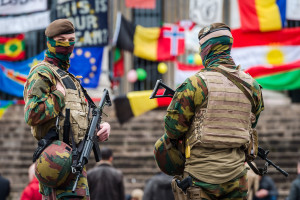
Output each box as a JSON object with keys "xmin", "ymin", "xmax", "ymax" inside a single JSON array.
[
  {"xmin": 114, "ymin": 90, "xmax": 171, "ymax": 124},
  {"xmin": 238, "ymin": 0, "xmax": 286, "ymax": 32},
  {"xmin": 231, "ymin": 27, "xmax": 300, "ymax": 90},
  {"xmin": 0, "ymin": 100, "xmax": 16, "ymax": 119},
  {"xmin": 0, "ymin": 34, "xmax": 25, "ymax": 61},
  {"xmin": 112, "ymin": 13, "xmax": 185, "ymax": 61}
]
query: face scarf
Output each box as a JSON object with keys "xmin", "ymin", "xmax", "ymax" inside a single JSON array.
[
  {"xmin": 44, "ymin": 37, "xmax": 75, "ymax": 71},
  {"xmin": 199, "ymin": 35, "xmax": 236, "ymax": 69}
]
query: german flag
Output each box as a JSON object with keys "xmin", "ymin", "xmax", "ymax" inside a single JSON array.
[
  {"xmin": 114, "ymin": 89, "xmax": 171, "ymax": 124},
  {"xmin": 112, "ymin": 13, "xmax": 184, "ymax": 61},
  {"xmin": 0, "ymin": 34, "xmax": 25, "ymax": 61}
]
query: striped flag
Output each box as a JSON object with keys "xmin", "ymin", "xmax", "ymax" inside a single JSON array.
[
  {"xmin": 114, "ymin": 90, "xmax": 171, "ymax": 124},
  {"xmin": 0, "ymin": 34, "xmax": 25, "ymax": 61},
  {"xmin": 238, "ymin": 0, "xmax": 286, "ymax": 32}
]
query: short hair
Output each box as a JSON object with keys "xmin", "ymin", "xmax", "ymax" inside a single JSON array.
[{"xmin": 101, "ymin": 147, "xmax": 113, "ymax": 160}]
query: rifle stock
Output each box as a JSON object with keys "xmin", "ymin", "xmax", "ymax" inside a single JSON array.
[{"xmin": 150, "ymin": 79, "xmax": 288, "ymax": 177}]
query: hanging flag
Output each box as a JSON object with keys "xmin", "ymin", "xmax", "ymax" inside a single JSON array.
[
  {"xmin": 0, "ymin": 0, "xmax": 47, "ymax": 15},
  {"xmin": 114, "ymin": 90, "xmax": 171, "ymax": 124},
  {"xmin": 112, "ymin": 13, "xmax": 185, "ymax": 61},
  {"xmin": 69, "ymin": 47, "xmax": 104, "ymax": 88},
  {"xmin": 55, "ymin": 0, "xmax": 108, "ymax": 47},
  {"xmin": 238, "ymin": 0, "xmax": 286, "ymax": 32},
  {"xmin": 189, "ymin": 0, "xmax": 224, "ymax": 26},
  {"xmin": 231, "ymin": 27, "xmax": 300, "ymax": 70},
  {"xmin": 0, "ymin": 11, "xmax": 50, "ymax": 35},
  {"xmin": 0, "ymin": 34, "xmax": 25, "ymax": 61},
  {"xmin": 125, "ymin": 0, "xmax": 156, "ymax": 9},
  {"xmin": 286, "ymin": 0, "xmax": 300, "ymax": 20},
  {"xmin": 113, "ymin": 48, "xmax": 124, "ymax": 78},
  {"xmin": 0, "ymin": 51, "xmax": 45, "ymax": 97},
  {"xmin": 184, "ymin": 25, "xmax": 202, "ymax": 52},
  {"xmin": 245, "ymin": 60, "xmax": 300, "ymax": 90},
  {"xmin": 175, "ymin": 61, "xmax": 204, "ymax": 86},
  {"xmin": 0, "ymin": 100, "xmax": 17, "ymax": 119}
]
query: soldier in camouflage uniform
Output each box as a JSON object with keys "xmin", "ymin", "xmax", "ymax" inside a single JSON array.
[
  {"xmin": 163, "ymin": 23, "xmax": 264, "ymax": 200},
  {"xmin": 24, "ymin": 19, "xmax": 111, "ymax": 200}
]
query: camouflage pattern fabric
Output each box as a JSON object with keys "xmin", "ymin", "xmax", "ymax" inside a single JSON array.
[
  {"xmin": 154, "ymin": 133, "xmax": 185, "ymax": 176},
  {"xmin": 165, "ymin": 35, "xmax": 264, "ymax": 140},
  {"xmin": 40, "ymin": 167, "xmax": 90, "ymax": 200},
  {"xmin": 24, "ymin": 64, "xmax": 64, "ymax": 126},
  {"xmin": 35, "ymin": 140, "xmax": 72, "ymax": 188},
  {"xmin": 193, "ymin": 170, "xmax": 248, "ymax": 200},
  {"xmin": 44, "ymin": 37, "xmax": 75, "ymax": 70}
]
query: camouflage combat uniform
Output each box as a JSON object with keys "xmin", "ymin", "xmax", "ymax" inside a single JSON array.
[
  {"xmin": 24, "ymin": 37, "xmax": 90, "ymax": 200},
  {"xmin": 165, "ymin": 25, "xmax": 264, "ymax": 200}
]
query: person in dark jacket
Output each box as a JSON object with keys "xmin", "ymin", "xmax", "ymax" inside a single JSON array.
[
  {"xmin": 286, "ymin": 160, "xmax": 300, "ymax": 200},
  {"xmin": 254, "ymin": 175, "xmax": 278, "ymax": 200},
  {"xmin": 143, "ymin": 172, "xmax": 174, "ymax": 200},
  {"xmin": 0, "ymin": 174, "xmax": 10, "ymax": 200},
  {"xmin": 87, "ymin": 147, "xmax": 125, "ymax": 200}
]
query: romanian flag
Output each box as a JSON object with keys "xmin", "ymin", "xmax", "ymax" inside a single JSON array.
[
  {"xmin": 0, "ymin": 100, "xmax": 16, "ymax": 119},
  {"xmin": 0, "ymin": 34, "xmax": 25, "ymax": 61},
  {"xmin": 231, "ymin": 27, "xmax": 300, "ymax": 90},
  {"xmin": 238, "ymin": 0, "xmax": 286, "ymax": 32},
  {"xmin": 112, "ymin": 13, "xmax": 185, "ymax": 61},
  {"xmin": 114, "ymin": 90, "xmax": 171, "ymax": 124}
]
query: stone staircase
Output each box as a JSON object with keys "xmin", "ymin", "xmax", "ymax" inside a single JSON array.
[{"xmin": 1, "ymin": 93, "xmax": 300, "ymax": 199}]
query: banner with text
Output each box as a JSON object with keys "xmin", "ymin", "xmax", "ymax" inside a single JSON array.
[
  {"xmin": 0, "ymin": 11, "xmax": 50, "ymax": 35},
  {"xmin": 0, "ymin": 0, "xmax": 47, "ymax": 15},
  {"xmin": 55, "ymin": 0, "xmax": 108, "ymax": 47}
]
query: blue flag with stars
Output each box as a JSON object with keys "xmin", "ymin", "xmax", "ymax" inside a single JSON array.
[{"xmin": 69, "ymin": 47, "xmax": 104, "ymax": 88}]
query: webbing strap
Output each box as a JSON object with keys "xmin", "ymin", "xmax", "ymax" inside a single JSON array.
[
  {"xmin": 63, "ymin": 109, "xmax": 71, "ymax": 144},
  {"xmin": 207, "ymin": 67, "xmax": 256, "ymax": 113}
]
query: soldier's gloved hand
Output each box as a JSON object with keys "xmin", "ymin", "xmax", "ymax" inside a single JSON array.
[
  {"xmin": 32, "ymin": 139, "xmax": 52, "ymax": 162},
  {"xmin": 97, "ymin": 122, "xmax": 111, "ymax": 142}
]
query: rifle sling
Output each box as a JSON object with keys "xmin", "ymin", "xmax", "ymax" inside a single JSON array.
[
  {"xmin": 247, "ymin": 161, "xmax": 263, "ymax": 176},
  {"xmin": 208, "ymin": 67, "xmax": 256, "ymax": 114}
]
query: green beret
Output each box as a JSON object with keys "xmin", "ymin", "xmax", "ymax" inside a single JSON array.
[
  {"xmin": 45, "ymin": 19, "xmax": 75, "ymax": 38},
  {"xmin": 198, "ymin": 22, "xmax": 231, "ymax": 41}
]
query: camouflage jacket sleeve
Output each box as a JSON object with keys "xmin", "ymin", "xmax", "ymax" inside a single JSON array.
[
  {"xmin": 24, "ymin": 65, "xmax": 65, "ymax": 126},
  {"xmin": 252, "ymin": 80, "xmax": 265, "ymax": 128},
  {"xmin": 164, "ymin": 74, "xmax": 208, "ymax": 139}
]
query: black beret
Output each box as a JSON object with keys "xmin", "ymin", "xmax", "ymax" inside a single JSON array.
[{"xmin": 45, "ymin": 19, "xmax": 75, "ymax": 38}]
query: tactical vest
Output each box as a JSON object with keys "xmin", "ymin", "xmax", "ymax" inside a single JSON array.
[
  {"xmin": 186, "ymin": 66, "xmax": 256, "ymax": 149},
  {"xmin": 28, "ymin": 61, "xmax": 88, "ymax": 144}
]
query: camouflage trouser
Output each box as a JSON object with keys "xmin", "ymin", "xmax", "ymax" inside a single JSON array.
[
  {"xmin": 40, "ymin": 167, "xmax": 90, "ymax": 200},
  {"xmin": 193, "ymin": 171, "xmax": 248, "ymax": 200}
]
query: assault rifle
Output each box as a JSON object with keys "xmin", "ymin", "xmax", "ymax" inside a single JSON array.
[
  {"xmin": 71, "ymin": 89, "xmax": 112, "ymax": 192},
  {"xmin": 150, "ymin": 79, "xmax": 288, "ymax": 177}
]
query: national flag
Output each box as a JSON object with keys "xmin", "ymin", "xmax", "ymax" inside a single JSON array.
[
  {"xmin": 113, "ymin": 48, "xmax": 124, "ymax": 78},
  {"xmin": 245, "ymin": 60, "xmax": 300, "ymax": 90},
  {"xmin": 238, "ymin": 0, "xmax": 286, "ymax": 32},
  {"xmin": 114, "ymin": 90, "xmax": 171, "ymax": 124},
  {"xmin": 0, "ymin": 34, "xmax": 25, "ymax": 61},
  {"xmin": 175, "ymin": 61, "xmax": 204, "ymax": 86},
  {"xmin": 125, "ymin": 0, "xmax": 156, "ymax": 9},
  {"xmin": 231, "ymin": 27, "xmax": 300, "ymax": 70},
  {"xmin": 0, "ymin": 51, "xmax": 44, "ymax": 97},
  {"xmin": 69, "ymin": 47, "xmax": 104, "ymax": 88},
  {"xmin": 112, "ymin": 13, "xmax": 185, "ymax": 61},
  {"xmin": 0, "ymin": 100, "xmax": 17, "ymax": 119}
]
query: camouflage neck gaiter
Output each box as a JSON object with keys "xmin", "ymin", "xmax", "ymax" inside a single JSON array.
[
  {"xmin": 200, "ymin": 36, "xmax": 236, "ymax": 69},
  {"xmin": 44, "ymin": 37, "xmax": 75, "ymax": 71}
]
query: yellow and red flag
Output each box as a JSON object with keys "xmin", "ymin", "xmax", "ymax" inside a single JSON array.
[{"xmin": 0, "ymin": 34, "xmax": 25, "ymax": 61}]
